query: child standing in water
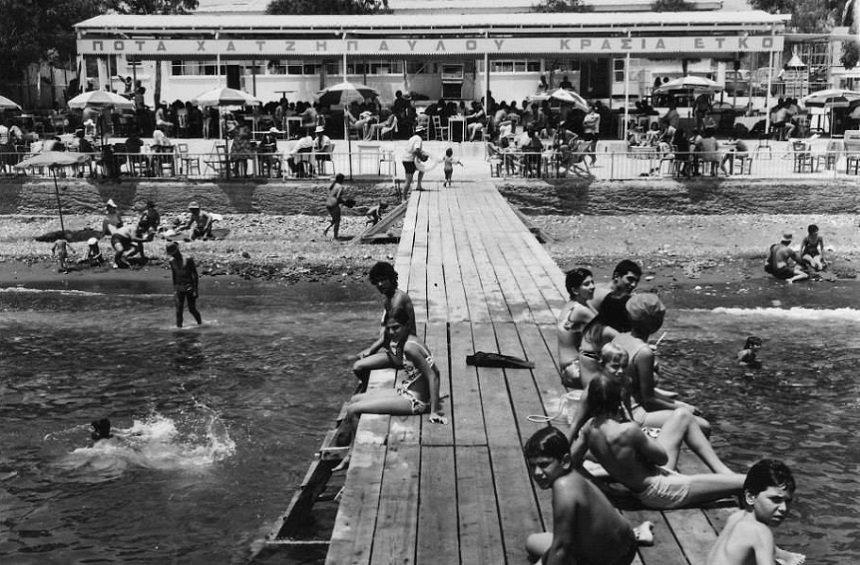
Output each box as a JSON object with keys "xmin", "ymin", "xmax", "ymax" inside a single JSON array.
[
  {"xmin": 166, "ymin": 241, "xmax": 202, "ymax": 328},
  {"xmin": 738, "ymin": 336, "xmax": 763, "ymax": 367},
  {"xmin": 52, "ymin": 238, "xmax": 75, "ymax": 273},
  {"xmin": 441, "ymin": 147, "xmax": 463, "ymax": 187},
  {"xmin": 707, "ymin": 459, "xmax": 805, "ymax": 565}
]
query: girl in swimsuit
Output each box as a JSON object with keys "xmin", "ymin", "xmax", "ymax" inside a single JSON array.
[
  {"xmin": 343, "ymin": 309, "xmax": 447, "ymax": 427},
  {"xmin": 557, "ymin": 268, "xmax": 597, "ymax": 388},
  {"xmin": 577, "ymin": 308, "xmax": 621, "ymax": 392}
]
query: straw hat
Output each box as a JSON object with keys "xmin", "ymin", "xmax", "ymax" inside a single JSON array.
[
  {"xmin": 106, "ymin": 199, "xmax": 117, "ymax": 208},
  {"xmin": 781, "ymin": 233, "xmax": 793, "ymax": 243},
  {"xmin": 315, "ymin": 125, "xmax": 325, "ymax": 133}
]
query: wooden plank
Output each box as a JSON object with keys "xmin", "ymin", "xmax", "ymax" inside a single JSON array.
[
  {"xmin": 394, "ymin": 191, "xmax": 421, "ymax": 287},
  {"xmin": 437, "ymin": 188, "xmax": 470, "ymax": 323},
  {"xmin": 623, "ymin": 510, "xmax": 691, "ymax": 565},
  {"xmin": 662, "ymin": 508, "xmax": 719, "ymax": 565},
  {"xmin": 448, "ymin": 322, "xmax": 488, "ymax": 447},
  {"xmin": 444, "ymin": 186, "xmax": 492, "ymax": 324},
  {"xmin": 407, "ymin": 191, "xmax": 430, "ymax": 322},
  {"xmin": 456, "ymin": 445, "xmax": 505, "ymax": 565},
  {"xmin": 421, "ymin": 321, "xmax": 454, "ymax": 446},
  {"xmin": 471, "ymin": 324, "xmax": 544, "ymax": 563},
  {"xmin": 369, "ymin": 444, "xmax": 420, "ymax": 565},
  {"xmin": 416, "ymin": 445, "xmax": 460, "ymax": 564},
  {"xmin": 426, "ymin": 190, "xmax": 448, "ymax": 324}
]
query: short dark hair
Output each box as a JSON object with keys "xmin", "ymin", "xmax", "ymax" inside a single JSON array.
[
  {"xmin": 807, "ymin": 224, "xmax": 818, "ymax": 233},
  {"xmin": 524, "ymin": 426, "xmax": 569, "ymax": 461},
  {"xmin": 612, "ymin": 259, "xmax": 642, "ymax": 279},
  {"xmin": 368, "ymin": 261, "xmax": 398, "ymax": 285},
  {"xmin": 565, "ymin": 267, "xmax": 593, "ymax": 299},
  {"xmin": 166, "ymin": 242, "xmax": 179, "ymax": 254},
  {"xmin": 744, "ymin": 336, "xmax": 762, "ymax": 348},
  {"xmin": 744, "ymin": 459, "xmax": 795, "ymax": 498}
]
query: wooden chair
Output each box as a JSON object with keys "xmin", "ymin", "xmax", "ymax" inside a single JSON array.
[
  {"xmin": 792, "ymin": 141, "xmax": 817, "ymax": 173},
  {"xmin": 203, "ymin": 144, "xmax": 228, "ymax": 177},
  {"xmin": 485, "ymin": 143, "xmax": 503, "ymax": 177},
  {"xmin": 754, "ymin": 133, "xmax": 772, "ymax": 160},
  {"xmin": 844, "ymin": 130, "xmax": 860, "ymax": 175},
  {"xmin": 177, "ymin": 143, "xmax": 201, "ymax": 177},
  {"xmin": 314, "ymin": 143, "xmax": 336, "ymax": 176}
]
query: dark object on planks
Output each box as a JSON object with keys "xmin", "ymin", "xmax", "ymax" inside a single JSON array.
[
  {"xmin": 466, "ymin": 351, "xmax": 535, "ymax": 369},
  {"xmin": 35, "ymin": 228, "xmax": 102, "ymax": 243}
]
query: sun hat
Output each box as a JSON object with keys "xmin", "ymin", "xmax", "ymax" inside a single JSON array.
[
  {"xmin": 87, "ymin": 237, "xmax": 98, "ymax": 245},
  {"xmin": 781, "ymin": 233, "xmax": 793, "ymax": 243},
  {"xmin": 625, "ymin": 293, "xmax": 666, "ymax": 322},
  {"xmin": 188, "ymin": 201, "xmax": 200, "ymax": 209},
  {"xmin": 106, "ymin": 199, "xmax": 117, "ymax": 208},
  {"xmin": 268, "ymin": 126, "xmax": 281, "ymax": 133},
  {"xmin": 315, "ymin": 125, "xmax": 325, "ymax": 133}
]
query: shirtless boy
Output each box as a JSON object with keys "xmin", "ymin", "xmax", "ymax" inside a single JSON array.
[
  {"xmin": 352, "ymin": 261, "xmax": 416, "ymax": 387},
  {"xmin": 52, "ymin": 238, "xmax": 75, "ymax": 273},
  {"xmin": 765, "ymin": 234, "xmax": 808, "ymax": 283},
  {"xmin": 525, "ymin": 426, "xmax": 654, "ymax": 565},
  {"xmin": 589, "ymin": 260, "xmax": 641, "ymax": 332},
  {"xmin": 707, "ymin": 459, "xmax": 805, "ymax": 565},
  {"xmin": 570, "ymin": 376, "xmax": 745, "ymax": 510},
  {"xmin": 166, "ymin": 242, "xmax": 202, "ymax": 328}
]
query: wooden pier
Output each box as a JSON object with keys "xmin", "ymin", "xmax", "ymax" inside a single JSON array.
[{"xmin": 320, "ymin": 181, "xmax": 734, "ymax": 564}]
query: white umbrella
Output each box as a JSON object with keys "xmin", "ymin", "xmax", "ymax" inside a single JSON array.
[
  {"xmin": 193, "ymin": 87, "xmax": 261, "ymax": 108},
  {"xmin": 801, "ymin": 89, "xmax": 860, "ymax": 109},
  {"xmin": 14, "ymin": 152, "xmax": 92, "ymax": 234},
  {"xmin": 193, "ymin": 87, "xmax": 261, "ymax": 180},
  {"xmin": 316, "ymin": 81, "xmax": 378, "ymax": 107},
  {"xmin": 316, "ymin": 81, "xmax": 379, "ymax": 180},
  {"xmin": 655, "ymin": 76, "xmax": 722, "ymax": 93},
  {"xmin": 67, "ymin": 90, "xmax": 134, "ymax": 110},
  {"xmin": 529, "ymin": 89, "xmax": 590, "ymax": 112},
  {"xmin": 0, "ymin": 94, "xmax": 22, "ymax": 111}
]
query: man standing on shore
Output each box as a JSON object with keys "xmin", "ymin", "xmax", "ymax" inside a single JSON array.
[{"xmin": 166, "ymin": 242, "xmax": 202, "ymax": 328}]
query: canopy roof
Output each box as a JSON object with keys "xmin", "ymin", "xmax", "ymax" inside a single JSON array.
[{"xmin": 75, "ymin": 11, "xmax": 789, "ymax": 34}]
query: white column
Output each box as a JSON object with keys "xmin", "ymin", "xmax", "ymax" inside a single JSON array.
[
  {"xmin": 765, "ymin": 50, "xmax": 774, "ymax": 134},
  {"xmin": 484, "ymin": 52, "xmax": 490, "ymax": 110},
  {"xmin": 97, "ymin": 57, "xmax": 108, "ymax": 90},
  {"xmin": 623, "ymin": 53, "xmax": 631, "ymax": 142}
]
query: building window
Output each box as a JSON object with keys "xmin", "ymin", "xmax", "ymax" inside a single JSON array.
[
  {"xmin": 613, "ymin": 58, "xmax": 626, "ymax": 83},
  {"xmin": 489, "ymin": 60, "xmax": 540, "ymax": 73}
]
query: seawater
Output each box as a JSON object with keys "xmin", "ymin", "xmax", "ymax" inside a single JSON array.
[
  {"xmin": 0, "ymin": 277, "xmax": 379, "ymax": 563},
  {"xmin": 1, "ymin": 277, "xmax": 859, "ymax": 564}
]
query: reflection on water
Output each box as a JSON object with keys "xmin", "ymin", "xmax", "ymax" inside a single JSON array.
[
  {"xmin": 1, "ymin": 278, "xmax": 379, "ymax": 563},
  {"xmin": 2, "ymin": 278, "xmax": 859, "ymax": 564}
]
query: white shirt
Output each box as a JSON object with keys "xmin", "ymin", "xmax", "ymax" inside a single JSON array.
[
  {"xmin": 400, "ymin": 134, "xmax": 423, "ymax": 162},
  {"xmin": 0, "ymin": 124, "xmax": 8, "ymax": 145}
]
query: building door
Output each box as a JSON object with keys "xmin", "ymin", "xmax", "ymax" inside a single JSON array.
[
  {"xmin": 580, "ymin": 59, "xmax": 610, "ymax": 99},
  {"xmin": 226, "ymin": 65, "xmax": 241, "ymax": 90}
]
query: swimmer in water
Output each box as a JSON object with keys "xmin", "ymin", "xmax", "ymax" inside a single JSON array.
[
  {"xmin": 91, "ymin": 418, "xmax": 113, "ymax": 442},
  {"xmin": 738, "ymin": 336, "xmax": 762, "ymax": 367}
]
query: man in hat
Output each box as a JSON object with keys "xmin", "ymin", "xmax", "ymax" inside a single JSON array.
[
  {"xmin": 180, "ymin": 202, "xmax": 216, "ymax": 240},
  {"xmin": 765, "ymin": 234, "xmax": 808, "ymax": 283},
  {"xmin": 102, "ymin": 199, "xmax": 123, "ymax": 238},
  {"xmin": 166, "ymin": 241, "xmax": 202, "ymax": 328},
  {"xmin": 259, "ymin": 126, "xmax": 281, "ymax": 177},
  {"xmin": 312, "ymin": 125, "xmax": 333, "ymax": 175},
  {"xmin": 400, "ymin": 124, "xmax": 427, "ymax": 199}
]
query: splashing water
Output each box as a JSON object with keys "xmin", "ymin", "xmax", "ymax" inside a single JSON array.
[{"xmin": 53, "ymin": 410, "xmax": 236, "ymax": 478}]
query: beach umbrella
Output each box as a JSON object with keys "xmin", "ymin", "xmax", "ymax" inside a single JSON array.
[
  {"xmin": 316, "ymin": 81, "xmax": 379, "ymax": 180},
  {"xmin": 655, "ymin": 76, "xmax": 722, "ymax": 93},
  {"xmin": 0, "ymin": 94, "xmax": 22, "ymax": 111},
  {"xmin": 316, "ymin": 81, "xmax": 378, "ymax": 107},
  {"xmin": 802, "ymin": 89, "xmax": 860, "ymax": 134},
  {"xmin": 848, "ymin": 99, "xmax": 860, "ymax": 121},
  {"xmin": 14, "ymin": 152, "xmax": 92, "ymax": 234},
  {"xmin": 67, "ymin": 90, "xmax": 134, "ymax": 110},
  {"xmin": 193, "ymin": 87, "xmax": 262, "ymax": 180},
  {"xmin": 547, "ymin": 88, "xmax": 590, "ymax": 111}
]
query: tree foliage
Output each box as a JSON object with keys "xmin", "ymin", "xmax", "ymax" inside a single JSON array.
[
  {"xmin": 532, "ymin": 0, "xmax": 591, "ymax": 12},
  {"xmin": 748, "ymin": 0, "xmax": 844, "ymax": 33},
  {"xmin": 651, "ymin": 0, "xmax": 694, "ymax": 11},
  {"xmin": 266, "ymin": 0, "xmax": 388, "ymax": 15},
  {"xmin": 841, "ymin": 0, "xmax": 858, "ymax": 69},
  {"xmin": 112, "ymin": 0, "xmax": 198, "ymax": 14}
]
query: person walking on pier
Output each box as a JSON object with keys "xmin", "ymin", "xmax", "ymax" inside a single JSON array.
[{"xmin": 400, "ymin": 124, "xmax": 427, "ymax": 199}]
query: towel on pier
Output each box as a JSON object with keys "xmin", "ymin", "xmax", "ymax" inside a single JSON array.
[{"xmin": 466, "ymin": 352, "xmax": 535, "ymax": 369}]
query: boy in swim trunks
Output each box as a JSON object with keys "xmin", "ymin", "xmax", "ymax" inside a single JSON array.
[
  {"xmin": 166, "ymin": 242, "xmax": 202, "ymax": 328},
  {"xmin": 525, "ymin": 426, "xmax": 654, "ymax": 565},
  {"xmin": 765, "ymin": 234, "xmax": 808, "ymax": 283},
  {"xmin": 570, "ymin": 375, "xmax": 744, "ymax": 510},
  {"xmin": 799, "ymin": 224, "xmax": 826, "ymax": 272},
  {"xmin": 353, "ymin": 261, "xmax": 416, "ymax": 388},
  {"xmin": 589, "ymin": 259, "xmax": 642, "ymax": 332},
  {"xmin": 707, "ymin": 459, "xmax": 805, "ymax": 565}
]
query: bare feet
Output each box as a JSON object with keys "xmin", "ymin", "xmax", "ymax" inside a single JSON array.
[{"xmin": 634, "ymin": 521, "xmax": 655, "ymax": 546}]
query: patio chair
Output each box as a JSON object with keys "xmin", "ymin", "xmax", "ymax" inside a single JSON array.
[
  {"xmin": 792, "ymin": 141, "xmax": 817, "ymax": 173},
  {"xmin": 432, "ymin": 115, "xmax": 447, "ymax": 141},
  {"xmin": 177, "ymin": 143, "xmax": 201, "ymax": 177},
  {"xmin": 844, "ymin": 130, "xmax": 860, "ymax": 175},
  {"xmin": 485, "ymin": 142, "xmax": 503, "ymax": 177},
  {"xmin": 203, "ymin": 144, "xmax": 229, "ymax": 177}
]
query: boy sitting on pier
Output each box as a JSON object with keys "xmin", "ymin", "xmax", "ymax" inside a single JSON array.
[
  {"xmin": 707, "ymin": 459, "xmax": 805, "ymax": 565},
  {"xmin": 524, "ymin": 426, "xmax": 653, "ymax": 565}
]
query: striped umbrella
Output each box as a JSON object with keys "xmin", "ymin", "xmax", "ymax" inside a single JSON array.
[{"xmin": 0, "ymin": 94, "xmax": 22, "ymax": 111}]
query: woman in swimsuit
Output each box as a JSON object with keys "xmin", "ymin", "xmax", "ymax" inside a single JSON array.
[
  {"xmin": 343, "ymin": 309, "xmax": 446, "ymax": 425},
  {"xmin": 577, "ymin": 308, "xmax": 621, "ymax": 392},
  {"xmin": 557, "ymin": 268, "xmax": 597, "ymax": 388}
]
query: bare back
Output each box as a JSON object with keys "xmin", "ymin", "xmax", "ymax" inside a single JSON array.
[
  {"xmin": 582, "ymin": 417, "xmax": 664, "ymax": 492},
  {"xmin": 707, "ymin": 510, "xmax": 775, "ymax": 565}
]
